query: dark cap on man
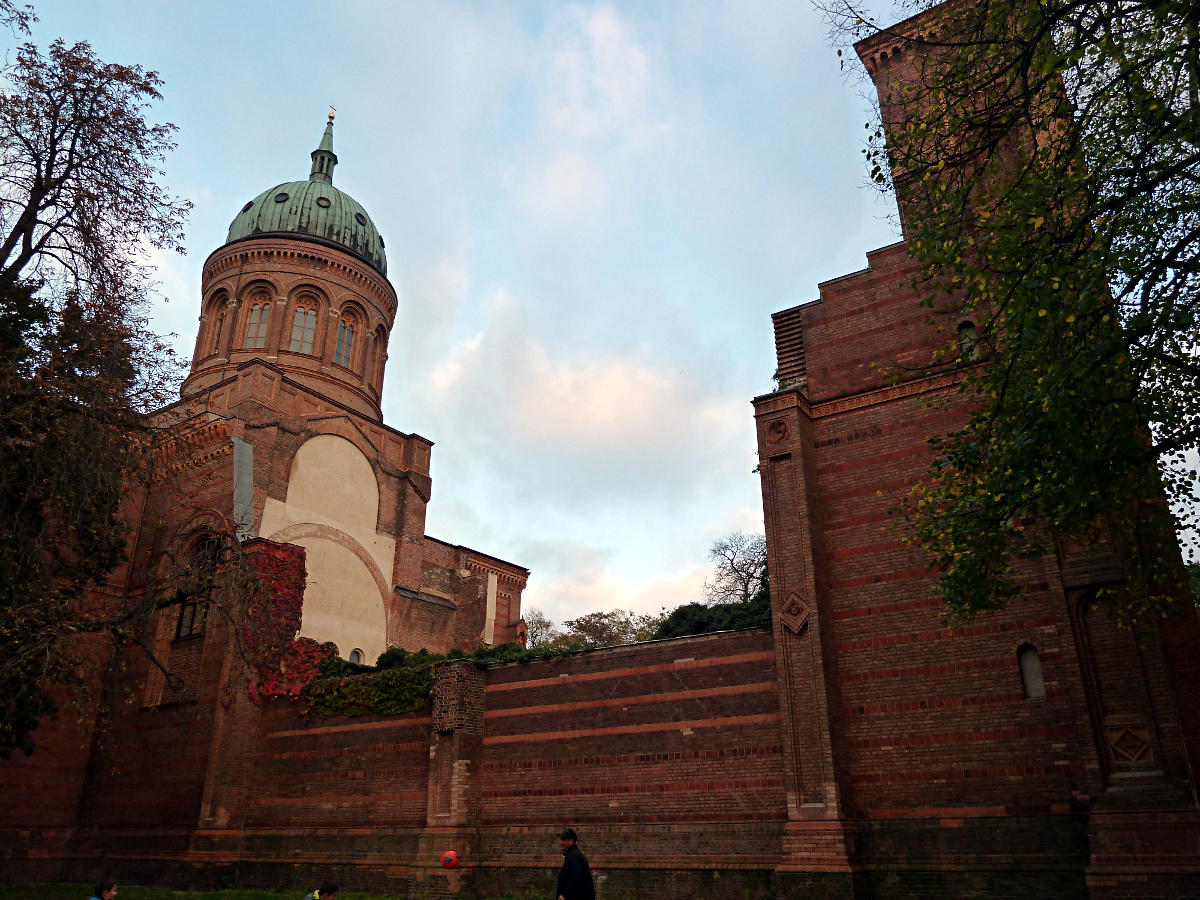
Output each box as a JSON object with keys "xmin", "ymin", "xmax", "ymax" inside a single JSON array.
[{"xmin": 559, "ymin": 827, "xmax": 578, "ymax": 841}]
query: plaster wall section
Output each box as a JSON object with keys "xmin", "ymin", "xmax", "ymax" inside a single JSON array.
[
  {"xmin": 259, "ymin": 433, "xmax": 394, "ymax": 662},
  {"xmin": 464, "ymin": 550, "xmax": 527, "ymax": 647}
]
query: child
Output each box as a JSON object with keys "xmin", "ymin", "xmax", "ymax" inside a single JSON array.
[{"xmin": 87, "ymin": 881, "xmax": 117, "ymax": 900}]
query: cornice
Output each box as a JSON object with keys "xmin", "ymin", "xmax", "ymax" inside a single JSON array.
[
  {"xmin": 754, "ymin": 370, "xmax": 965, "ymax": 421},
  {"xmin": 202, "ymin": 237, "xmax": 397, "ymax": 314}
]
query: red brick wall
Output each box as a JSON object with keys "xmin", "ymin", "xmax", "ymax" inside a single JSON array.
[
  {"xmin": 247, "ymin": 702, "xmax": 432, "ymax": 829},
  {"xmin": 11, "ymin": 627, "xmax": 781, "ymax": 894},
  {"xmin": 0, "ymin": 634, "xmax": 112, "ymax": 883},
  {"xmin": 478, "ymin": 629, "xmax": 782, "ymax": 831},
  {"xmin": 442, "ymin": 630, "xmax": 784, "ymax": 898},
  {"xmin": 214, "ymin": 629, "xmax": 783, "ymax": 892},
  {"xmin": 756, "ymin": 236, "xmax": 1200, "ymax": 896}
]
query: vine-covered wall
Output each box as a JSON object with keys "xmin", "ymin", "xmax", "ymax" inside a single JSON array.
[{"xmin": 218, "ymin": 628, "xmax": 784, "ymax": 895}]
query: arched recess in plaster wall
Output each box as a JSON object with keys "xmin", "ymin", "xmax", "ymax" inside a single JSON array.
[
  {"xmin": 264, "ymin": 520, "xmax": 389, "ymax": 664},
  {"xmin": 284, "ymin": 432, "xmax": 381, "ymax": 533}
]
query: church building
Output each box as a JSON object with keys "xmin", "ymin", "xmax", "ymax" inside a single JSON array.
[{"xmin": 158, "ymin": 115, "xmax": 528, "ymax": 665}]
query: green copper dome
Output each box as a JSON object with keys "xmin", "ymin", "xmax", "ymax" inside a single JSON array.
[{"xmin": 225, "ymin": 118, "xmax": 387, "ymax": 275}]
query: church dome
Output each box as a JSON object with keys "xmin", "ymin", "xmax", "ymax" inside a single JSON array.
[{"xmin": 224, "ymin": 117, "xmax": 387, "ymax": 275}]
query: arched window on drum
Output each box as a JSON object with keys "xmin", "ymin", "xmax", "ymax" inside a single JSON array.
[
  {"xmin": 334, "ymin": 314, "xmax": 356, "ymax": 369},
  {"xmin": 371, "ymin": 325, "xmax": 388, "ymax": 388},
  {"xmin": 244, "ymin": 294, "xmax": 272, "ymax": 349},
  {"xmin": 289, "ymin": 301, "xmax": 318, "ymax": 354},
  {"xmin": 205, "ymin": 294, "xmax": 229, "ymax": 357}
]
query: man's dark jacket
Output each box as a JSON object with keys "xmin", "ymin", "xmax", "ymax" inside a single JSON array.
[{"xmin": 556, "ymin": 843, "xmax": 595, "ymax": 900}]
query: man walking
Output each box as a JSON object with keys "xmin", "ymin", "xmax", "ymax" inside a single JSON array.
[{"xmin": 555, "ymin": 827, "xmax": 595, "ymax": 900}]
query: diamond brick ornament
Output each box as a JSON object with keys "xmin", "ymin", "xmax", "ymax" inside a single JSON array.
[{"xmin": 779, "ymin": 591, "xmax": 812, "ymax": 634}]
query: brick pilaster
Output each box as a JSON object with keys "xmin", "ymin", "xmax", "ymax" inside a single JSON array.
[
  {"xmin": 415, "ymin": 659, "xmax": 486, "ymax": 895},
  {"xmin": 754, "ymin": 388, "xmax": 855, "ymax": 881}
]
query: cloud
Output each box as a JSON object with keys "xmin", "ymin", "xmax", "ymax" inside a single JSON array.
[
  {"xmin": 525, "ymin": 561, "xmax": 711, "ymax": 624},
  {"xmin": 142, "ymin": 244, "xmax": 201, "ymax": 361},
  {"xmin": 520, "ymin": 151, "xmax": 610, "ymax": 229},
  {"xmin": 511, "ymin": 4, "xmax": 676, "ymax": 232},
  {"xmin": 426, "ymin": 287, "xmax": 750, "ymax": 505},
  {"xmin": 394, "ymin": 250, "xmax": 472, "ymax": 372},
  {"xmin": 541, "ymin": 5, "xmax": 660, "ymax": 146}
]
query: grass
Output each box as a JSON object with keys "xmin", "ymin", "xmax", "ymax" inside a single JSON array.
[{"xmin": 12, "ymin": 887, "xmax": 399, "ymax": 900}]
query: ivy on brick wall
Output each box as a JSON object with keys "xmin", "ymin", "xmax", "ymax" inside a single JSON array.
[
  {"xmin": 295, "ymin": 641, "xmax": 583, "ymax": 719},
  {"xmin": 243, "ymin": 542, "xmax": 312, "ymax": 704},
  {"xmin": 259, "ymin": 637, "xmax": 335, "ymax": 700},
  {"xmin": 301, "ymin": 664, "xmax": 436, "ymax": 718}
]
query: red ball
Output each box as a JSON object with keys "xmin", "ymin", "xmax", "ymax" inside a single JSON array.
[{"xmin": 441, "ymin": 850, "xmax": 459, "ymax": 869}]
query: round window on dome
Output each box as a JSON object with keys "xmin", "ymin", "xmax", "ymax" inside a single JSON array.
[
  {"xmin": 316, "ymin": 196, "xmax": 331, "ymax": 208},
  {"xmin": 354, "ymin": 212, "xmax": 367, "ymax": 226},
  {"xmin": 241, "ymin": 201, "xmax": 254, "ymax": 213},
  {"xmin": 274, "ymin": 192, "xmax": 289, "ymax": 203}
]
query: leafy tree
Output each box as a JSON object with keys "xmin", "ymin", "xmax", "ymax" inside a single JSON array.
[
  {"xmin": 703, "ymin": 531, "xmax": 768, "ymax": 605},
  {"xmin": 522, "ymin": 608, "xmax": 558, "ymax": 647},
  {"xmin": 820, "ymin": 0, "xmax": 1199, "ymax": 621},
  {"xmin": 559, "ymin": 608, "xmax": 666, "ymax": 648},
  {"xmin": 519, "ymin": 606, "xmax": 666, "ymax": 649},
  {"xmin": 653, "ymin": 592, "xmax": 771, "ymax": 640},
  {"xmin": 0, "ymin": 2, "xmax": 194, "ymax": 756},
  {"xmin": 375, "ymin": 646, "xmax": 439, "ymax": 670},
  {"xmin": 654, "ymin": 532, "xmax": 772, "ymax": 639}
]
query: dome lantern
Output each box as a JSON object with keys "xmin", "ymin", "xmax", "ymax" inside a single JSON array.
[{"xmin": 309, "ymin": 113, "xmax": 338, "ymax": 185}]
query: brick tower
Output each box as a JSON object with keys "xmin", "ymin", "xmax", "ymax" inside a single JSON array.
[{"xmin": 752, "ymin": 6, "xmax": 1200, "ymax": 896}]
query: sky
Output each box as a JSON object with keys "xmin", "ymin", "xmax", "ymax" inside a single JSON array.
[{"xmin": 30, "ymin": 1, "xmax": 901, "ymax": 626}]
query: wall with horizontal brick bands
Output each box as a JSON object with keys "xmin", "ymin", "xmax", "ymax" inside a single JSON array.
[
  {"xmin": 248, "ymin": 703, "xmax": 432, "ymax": 828},
  {"xmin": 799, "ymin": 243, "xmax": 936, "ymax": 404},
  {"xmin": 755, "ymin": 222, "xmax": 1200, "ymax": 895},
  {"xmin": 477, "ymin": 630, "xmax": 786, "ymax": 840},
  {"xmin": 445, "ymin": 632, "xmax": 789, "ymax": 897}
]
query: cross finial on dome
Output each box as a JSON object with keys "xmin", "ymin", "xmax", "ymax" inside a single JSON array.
[{"xmin": 310, "ymin": 112, "xmax": 338, "ymax": 185}]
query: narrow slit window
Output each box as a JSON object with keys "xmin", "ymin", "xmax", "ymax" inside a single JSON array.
[
  {"xmin": 957, "ymin": 320, "xmax": 980, "ymax": 361},
  {"xmin": 175, "ymin": 537, "xmax": 220, "ymax": 639},
  {"xmin": 175, "ymin": 597, "xmax": 208, "ymax": 638},
  {"xmin": 1018, "ymin": 644, "xmax": 1045, "ymax": 699}
]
